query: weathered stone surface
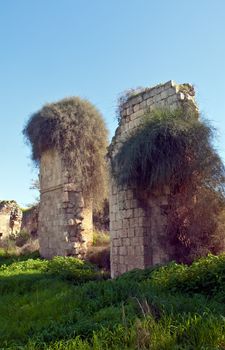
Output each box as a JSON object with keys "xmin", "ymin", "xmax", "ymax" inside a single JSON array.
[
  {"xmin": 38, "ymin": 149, "xmax": 93, "ymax": 259},
  {"xmin": 108, "ymin": 80, "xmax": 198, "ymax": 278},
  {"xmin": 0, "ymin": 200, "xmax": 22, "ymax": 238},
  {"xmin": 21, "ymin": 205, "xmax": 38, "ymax": 236}
]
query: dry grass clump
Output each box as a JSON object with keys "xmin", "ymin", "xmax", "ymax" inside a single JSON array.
[{"xmin": 23, "ymin": 97, "xmax": 108, "ymax": 205}]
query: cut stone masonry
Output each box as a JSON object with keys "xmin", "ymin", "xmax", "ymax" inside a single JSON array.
[
  {"xmin": 38, "ymin": 149, "xmax": 93, "ymax": 258},
  {"xmin": 108, "ymin": 80, "xmax": 198, "ymax": 278},
  {"xmin": 0, "ymin": 200, "xmax": 22, "ymax": 238}
]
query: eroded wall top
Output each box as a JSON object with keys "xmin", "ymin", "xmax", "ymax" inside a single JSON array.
[{"xmin": 108, "ymin": 80, "xmax": 198, "ymax": 159}]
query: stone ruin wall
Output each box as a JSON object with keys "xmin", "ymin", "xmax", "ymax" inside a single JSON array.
[
  {"xmin": 38, "ymin": 149, "xmax": 93, "ymax": 259},
  {"xmin": 0, "ymin": 201, "xmax": 39, "ymax": 240},
  {"xmin": 109, "ymin": 80, "xmax": 198, "ymax": 278},
  {"xmin": 0, "ymin": 201, "xmax": 22, "ymax": 239},
  {"xmin": 21, "ymin": 205, "xmax": 39, "ymax": 237}
]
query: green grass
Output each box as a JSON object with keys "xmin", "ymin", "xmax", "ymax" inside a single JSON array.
[
  {"xmin": 1, "ymin": 253, "xmax": 225, "ymax": 349},
  {"xmin": 92, "ymin": 230, "xmax": 110, "ymax": 246}
]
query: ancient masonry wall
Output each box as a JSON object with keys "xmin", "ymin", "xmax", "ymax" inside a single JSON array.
[
  {"xmin": 21, "ymin": 205, "xmax": 39, "ymax": 237},
  {"xmin": 109, "ymin": 80, "xmax": 197, "ymax": 278},
  {"xmin": 0, "ymin": 201, "xmax": 22, "ymax": 238},
  {"xmin": 38, "ymin": 149, "xmax": 93, "ymax": 258}
]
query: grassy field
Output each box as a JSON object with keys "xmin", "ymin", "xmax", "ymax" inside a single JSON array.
[{"xmin": 0, "ymin": 249, "xmax": 225, "ymax": 350}]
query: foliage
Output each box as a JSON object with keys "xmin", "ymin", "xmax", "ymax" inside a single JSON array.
[
  {"xmin": 86, "ymin": 230, "xmax": 110, "ymax": 270},
  {"xmin": 112, "ymin": 108, "xmax": 225, "ymax": 262},
  {"xmin": 1, "ymin": 254, "xmax": 225, "ymax": 349},
  {"xmin": 87, "ymin": 231, "xmax": 110, "ymax": 270},
  {"xmin": 112, "ymin": 108, "xmax": 225, "ymax": 194},
  {"xmin": 23, "ymin": 97, "xmax": 108, "ymax": 205},
  {"xmin": 92, "ymin": 230, "xmax": 110, "ymax": 246},
  {"xmin": 93, "ymin": 198, "xmax": 109, "ymax": 231},
  {"xmin": 168, "ymin": 186, "xmax": 225, "ymax": 263}
]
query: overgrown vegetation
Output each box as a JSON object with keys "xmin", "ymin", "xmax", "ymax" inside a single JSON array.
[
  {"xmin": 86, "ymin": 230, "xmax": 110, "ymax": 270},
  {"xmin": 112, "ymin": 108, "xmax": 225, "ymax": 262},
  {"xmin": 23, "ymin": 97, "xmax": 108, "ymax": 206},
  {"xmin": 0, "ymin": 232, "xmax": 39, "ymax": 258},
  {"xmin": 1, "ymin": 253, "xmax": 225, "ymax": 349},
  {"xmin": 93, "ymin": 198, "xmax": 109, "ymax": 231},
  {"xmin": 112, "ymin": 108, "xmax": 225, "ymax": 193}
]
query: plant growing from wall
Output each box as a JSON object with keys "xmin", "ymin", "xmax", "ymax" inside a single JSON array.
[
  {"xmin": 23, "ymin": 97, "xmax": 108, "ymax": 207},
  {"xmin": 112, "ymin": 108, "xmax": 225, "ymax": 262}
]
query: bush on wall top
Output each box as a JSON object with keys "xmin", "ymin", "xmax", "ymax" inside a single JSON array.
[
  {"xmin": 112, "ymin": 108, "xmax": 225, "ymax": 195},
  {"xmin": 23, "ymin": 97, "xmax": 108, "ymax": 205}
]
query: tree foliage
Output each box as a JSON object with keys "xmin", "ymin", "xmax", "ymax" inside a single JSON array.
[{"xmin": 23, "ymin": 97, "xmax": 108, "ymax": 205}]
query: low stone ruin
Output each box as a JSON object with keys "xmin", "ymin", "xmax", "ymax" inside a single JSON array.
[
  {"xmin": 0, "ymin": 200, "xmax": 23, "ymax": 238},
  {"xmin": 21, "ymin": 205, "xmax": 38, "ymax": 237}
]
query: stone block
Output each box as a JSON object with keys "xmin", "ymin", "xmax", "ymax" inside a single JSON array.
[
  {"xmin": 133, "ymin": 104, "xmax": 140, "ymax": 112},
  {"xmin": 113, "ymin": 238, "xmax": 120, "ymax": 247},
  {"xmin": 140, "ymin": 100, "xmax": 147, "ymax": 109},
  {"xmin": 119, "ymin": 246, "xmax": 127, "ymax": 256},
  {"xmin": 127, "ymin": 227, "xmax": 135, "ymax": 237},
  {"xmin": 126, "ymin": 190, "xmax": 133, "ymax": 200},
  {"xmin": 62, "ymin": 192, "xmax": 69, "ymax": 203},
  {"xmin": 143, "ymin": 88, "xmax": 156, "ymax": 100},
  {"xmin": 122, "ymin": 219, "xmax": 129, "ymax": 229},
  {"xmin": 135, "ymin": 245, "xmax": 144, "ymax": 256},
  {"xmin": 127, "ymin": 106, "xmax": 133, "ymax": 115},
  {"xmin": 123, "ymin": 209, "xmax": 133, "ymax": 219},
  {"xmin": 130, "ymin": 199, "xmax": 138, "ymax": 208},
  {"xmin": 122, "ymin": 237, "xmax": 130, "ymax": 246},
  {"xmin": 130, "ymin": 95, "xmax": 143, "ymax": 105},
  {"xmin": 127, "ymin": 245, "xmax": 135, "ymax": 256},
  {"xmin": 64, "ymin": 183, "xmax": 79, "ymax": 192},
  {"xmin": 160, "ymin": 90, "xmax": 168, "ymax": 100},
  {"xmin": 119, "ymin": 255, "xmax": 125, "ymax": 264},
  {"xmin": 135, "ymin": 227, "xmax": 144, "ymax": 237},
  {"xmin": 130, "ymin": 110, "xmax": 144, "ymax": 121}
]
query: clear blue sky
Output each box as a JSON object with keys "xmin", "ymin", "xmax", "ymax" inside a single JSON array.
[{"xmin": 0, "ymin": 0, "xmax": 225, "ymax": 207}]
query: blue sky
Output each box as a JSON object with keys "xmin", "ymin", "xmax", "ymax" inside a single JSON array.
[{"xmin": 0, "ymin": 0, "xmax": 224, "ymax": 206}]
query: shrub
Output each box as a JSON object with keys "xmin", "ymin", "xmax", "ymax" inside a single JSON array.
[
  {"xmin": 86, "ymin": 246, "xmax": 110, "ymax": 271},
  {"xmin": 23, "ymin": 97, "xmax": 108, "ymax": 206},
  {"xmin": 112, "ymin": 108, "xmax": 225, "ymax": 194},
  {"xmin": 86, "ymin": 231, "xmax": 110, "ymax": 270},
  {"xmin": 92, "ymin": 230, "xmax": 110, "ymax": 246},
  {"xmin": 112, "ymin": 108, "xmax": 225, "ymax": 262},
  {"xmin": 168, "ymin": 186, "xmax": 225, "ymax": 263}
]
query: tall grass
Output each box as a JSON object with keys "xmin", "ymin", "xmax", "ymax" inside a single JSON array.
[{"xmin": 1, "ymin": 253, "xmax": 225, "ymax": 349}]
